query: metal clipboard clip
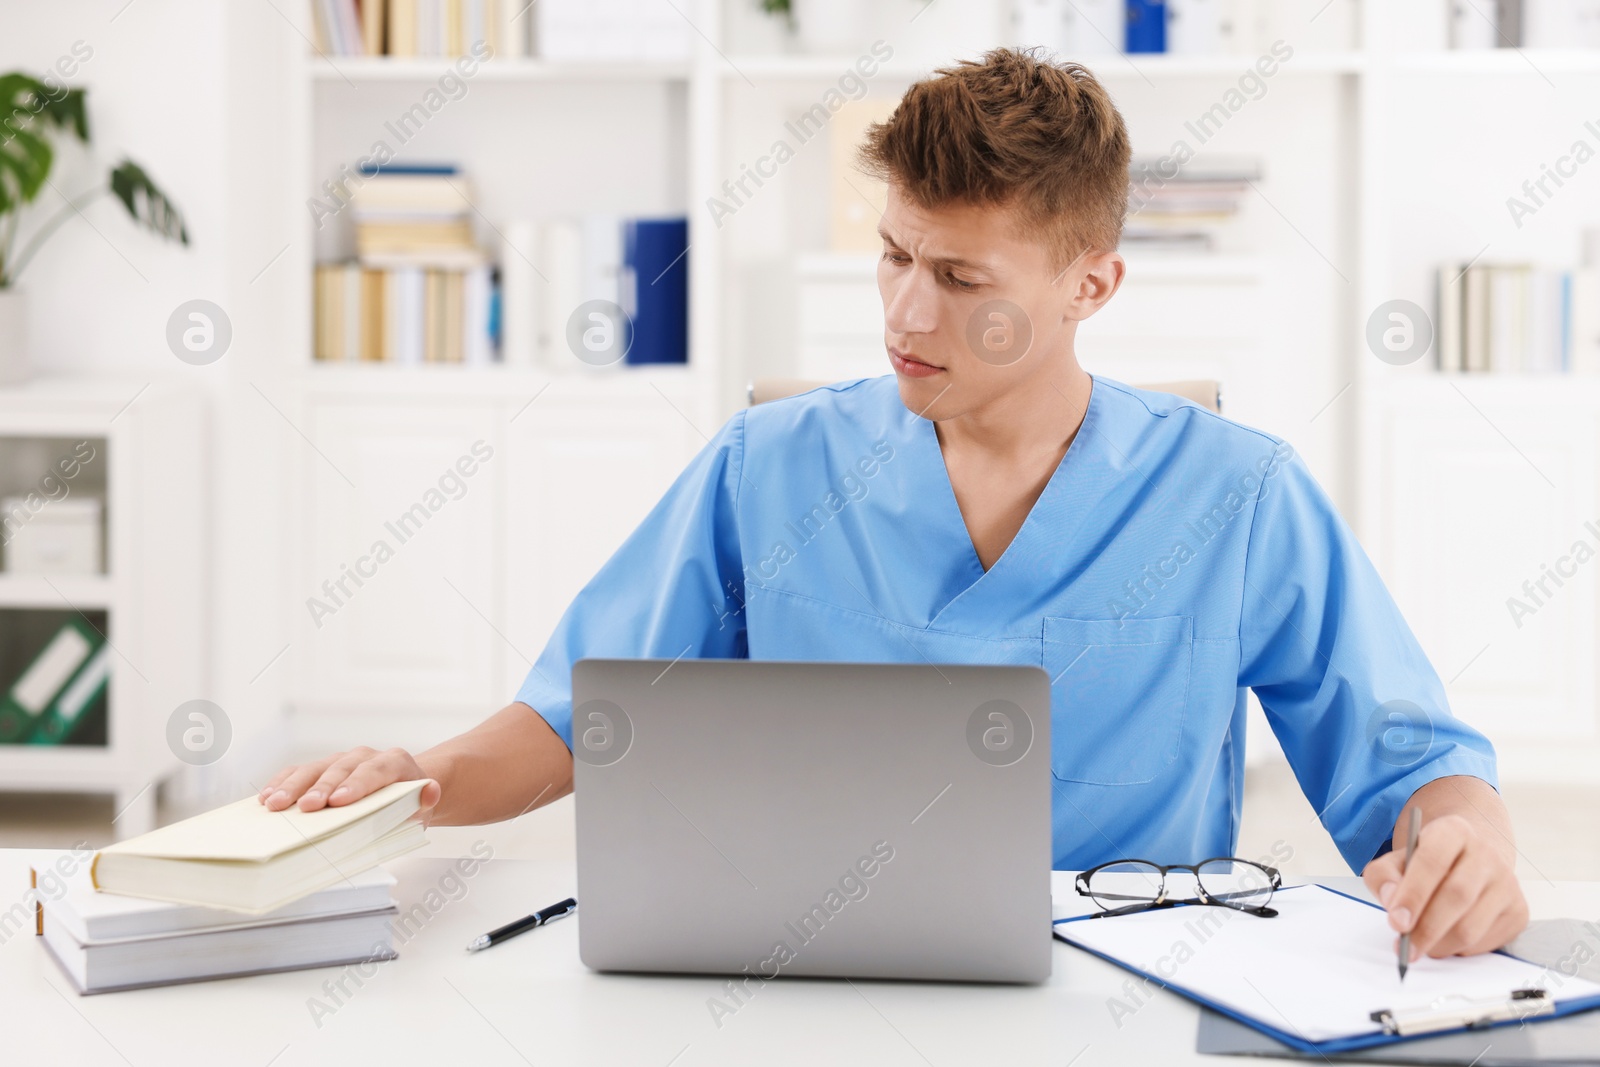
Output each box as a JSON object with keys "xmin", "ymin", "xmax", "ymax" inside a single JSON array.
[{"xmin": 1369, "ymin": 988, "xmax": 1554, "ymax": 1036}]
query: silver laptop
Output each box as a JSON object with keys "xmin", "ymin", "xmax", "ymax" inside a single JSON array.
[{"xmin": 571, "ymin": 659, "xmax": 1053, "ymax": 983}]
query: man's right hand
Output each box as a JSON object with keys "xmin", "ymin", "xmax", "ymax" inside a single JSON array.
[{"xmin": 258, "ymin": 746, "xmax": 442, "ymax": 821}]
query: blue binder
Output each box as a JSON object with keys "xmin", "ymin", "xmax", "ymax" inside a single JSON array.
[
  {"xmin": 621, "ymin": 217, "xmax": 689, "ymax": 365},
  {"xmin": 1053, "ymin": 885, "xmax": 1600, "ymax": 1055},
  {"xmin": 1125, "ymin": 0, "xmax": 1167, "ymax": 53}
]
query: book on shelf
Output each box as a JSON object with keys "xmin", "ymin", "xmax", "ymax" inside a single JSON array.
[
  {"xmin": 350, "ymin": 166, "xmax": 479, "ymax": 263},
  {"xmin": 37, "ymin": 862, "xmax": 400, "ymax": 995},
  {"xmin": 535, "ymin": 0, "xmax": 693, "ymax": 61},
  {"xmin": 1449, "ymin": 0, "xmax": 1600, "ymax": 48},
  {"xmin": 1011, "ymin": 0, "xmax": 1121, "ymax": 57},
  {"xmin": 1524, "ymin": 1, "xmax": 1600, "ymax": 47},
  {"xmin": 494, "ymin": 214, "xmax": 690, "ymax": 368},
  {"xmin": 1123, "ymin": 154, "xmax": 1261, "ymax": 253},
  {"xmin": 621, "ymin": 218, "xmax": 689, "ymax": 365},
  {"xmin": 1436, "ymin": 262, "xmax": 1600, "ymax": 374},
  {"xmin": 1008, "ymin": 0, "xmax": 1355, "ymax": 56},
  {"xmin": 92, "ymin": 780, "xmax": 430, "ymax": 914},
  {"xmin": 28, "ymin": 642, "xmax": 110, "ymax": 746},
  {"xmin": 315, "ymin": 163, "xmax": 497, "ymax": 364},
  {"xmin": 0, "ymin": 618, "xmax": 104, "ymax": 745},
  {"xmin": 1125, "ymin": 0, "xmax": 1168, "ymax": 53},
  {"xmin": 312, "ymin": 0, "xmax": 525, "ymax": 58},
  {"xmin": 315, "ymin": 262, "xmax": 495, "ymax": 364}
]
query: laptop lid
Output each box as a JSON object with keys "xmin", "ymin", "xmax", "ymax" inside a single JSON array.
[{"xmin": 571, "ymin": 659, "xmax": 1053, "ymax": 983}]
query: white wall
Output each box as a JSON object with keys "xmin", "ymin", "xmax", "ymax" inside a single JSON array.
[{"xmin": 0, "ymin": 0, "xmax": 296, "ymax": 802}]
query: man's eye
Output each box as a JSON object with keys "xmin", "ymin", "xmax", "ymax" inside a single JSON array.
[
  {"xmin": 881, "ymin": 251, "xmax": 910, "ymax": 265},
  {"xmin": 946, "ymin": 274, "xmax": 977, "ymax": 290}
]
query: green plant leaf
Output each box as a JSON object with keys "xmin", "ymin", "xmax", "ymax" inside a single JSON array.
[
  {"xmin": 0, "ymin": 74, "xmax": 88, "ymax": 211},
  {"xmin": 109, "ymin": 159, "xmax": 189, "ymax": 245}
]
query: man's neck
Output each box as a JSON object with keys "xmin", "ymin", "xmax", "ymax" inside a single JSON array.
[{"xmin": 934, "ymin": 364, "xmax": 1094, "ymax": 462}]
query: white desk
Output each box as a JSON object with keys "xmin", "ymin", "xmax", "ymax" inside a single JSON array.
[{"xmin": 5, "ymin": 848, "xmax": 1598, "ymax": 1066}]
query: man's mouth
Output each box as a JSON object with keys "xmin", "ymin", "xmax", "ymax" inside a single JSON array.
[{"xmin": 888, "ymin": 348, "xmax": 944, "ymax": 379}]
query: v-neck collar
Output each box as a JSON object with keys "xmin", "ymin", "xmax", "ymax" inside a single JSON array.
[{"xmin": 915, "ymin": 375, "xmax": 1103, "ymax": 628}]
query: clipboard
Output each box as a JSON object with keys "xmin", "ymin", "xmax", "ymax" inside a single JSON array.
[{"xmin": 1053, "ymin": 884, "xmax": 1600, "ymax": 1054}]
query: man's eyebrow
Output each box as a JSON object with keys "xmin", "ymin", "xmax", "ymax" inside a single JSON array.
[{"xmin": 875, "ymin": 227, "xmax": 992, "ymax": 272}]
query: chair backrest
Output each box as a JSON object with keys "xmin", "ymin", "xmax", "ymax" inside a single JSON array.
[{"xmin": 747, "ymin": 377, "xmax": 1222, "ymax": 413}]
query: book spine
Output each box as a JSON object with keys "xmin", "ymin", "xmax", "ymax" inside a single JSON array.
[
  {"xmin": 1166, "ymin": 0, "xmax": 1227, "ymax": 56},
  {"xmin": 623, "ymin": 217, "xmax": 689, "ymax": 365},
  {"xmin": 363, "ymin": 0, "xmax": 386, "ymax": 55},
  {"xmin": 541, "ymin": 220, "xmax": 583, "ymax": 368},
  {"xmin": 1067, "ymin": 0, "xmax": 1123, "ymax": 54},
  {"xmin": 1437, "ymin": 264, "xmax": 1464, "ymax": 373},
  {"xmin": 1464, "ymin": 265, "xmax": 1491, "ymax": 372},
  {"xmin": 1011, "ymin": 0, "xmax": 1071, "ymax": 53},
  {"xmin": 1572, "ymin": 267, "xmax": 1600, "ymax": 374},
  {"xmin": 0, "ymin": 620, "xmax": 94, "ymax": 743},
  {"xmin": 344, "ymin": 263, "xmax": 363, "ymax": 363},
  {"xmin": 28, "ymin": 641, "xmax": 110, "ymax": 745},
  {"xmin": 1450, "ymin": 0, "xmax": 1500, "ymax": 49},
  {"xmin": 1497, "ymin": 0, "xmax": 1524, "ymax": 47},
  {"xmin": 500, "ymin": 222, "xmax": 539, "ymax": 366},
  {"xmin": 1126, "ymin": 0, "xmax": 1168, "ymax": 53}
]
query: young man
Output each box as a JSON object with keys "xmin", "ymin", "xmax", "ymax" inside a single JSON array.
[{"xmin": 263, "ymin": 50, "xmax": 1527, "ymax": 961}]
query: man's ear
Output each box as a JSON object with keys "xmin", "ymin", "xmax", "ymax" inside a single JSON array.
[{"xmin": 1060, "ymin": 251, "xmax": 1125, "ymax": 320}]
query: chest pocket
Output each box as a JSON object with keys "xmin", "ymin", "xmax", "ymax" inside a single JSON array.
[{"xmin": 1043, "ymin": 615, "xmax": 1192, "ymax": 786}]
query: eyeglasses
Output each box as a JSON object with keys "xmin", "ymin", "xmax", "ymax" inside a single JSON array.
[{"xmin": 1075, "ymin": 858, "xmax": 1282, "ymax": 919}]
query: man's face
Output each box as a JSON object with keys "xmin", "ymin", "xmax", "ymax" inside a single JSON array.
[{"xmin": 876, "ymin": 182, "xmax": 1122, "ymax": 422}]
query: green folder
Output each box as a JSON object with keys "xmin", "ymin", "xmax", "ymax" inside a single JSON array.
[
  {"xmin": 29, "ymin": 640, "xmax": 111, "ymax": 745},
  {"xmin": 0, "ymin": 619, "xmax": 98, "ymax": 744}
]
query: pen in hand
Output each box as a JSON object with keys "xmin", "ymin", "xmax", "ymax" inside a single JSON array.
[
  {"xmin": 466, "ymin": 897, "xmax": 577, "ymax": 952},
  {"xmin": 1397, "ymin": 807, "xmax": 1421, "ymax": 982}
]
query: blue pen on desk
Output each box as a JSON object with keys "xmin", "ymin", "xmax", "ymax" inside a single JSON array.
[{"xmin": 466, "ymin": 897, "xmax": 576, "ymax": 952}]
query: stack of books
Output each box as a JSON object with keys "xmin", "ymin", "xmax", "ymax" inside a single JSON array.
[
  {"xmin": 314, "ymin": 165, "xmax": 497, "ymax": 365},
  {"xmin": 40, "ymin": 866, "xmax": 399, "ymax": 995},
  {"xmin": 1123, "ymin": 155, "xmax": 1261, "ymax": 254},
  {"xmin": 38, "ymin": 780, "xmax": 430, "ymax": 994},
  {"xmin": 0, "ymin": 618, "xmax": 110, "ymax": 746},
  {"xmin": 1436, "ymin": 263, "xmax": 1600, "ymax": 374},
  {"xmin": 310, "ymin": 0, "xmax": 526, "ymax": 58}
]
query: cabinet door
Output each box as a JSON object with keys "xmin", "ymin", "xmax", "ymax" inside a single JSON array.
[
  {"xmin": 1378, "ymin": 402, "xmax": 1598, "ymax": 756},
  {"xmin": 502, "ymin": 385, "xmax": 702, "ymax": 699},
  {"xmin": 301, "ymin": 401, "xmax": 502, "ymax": 712}
]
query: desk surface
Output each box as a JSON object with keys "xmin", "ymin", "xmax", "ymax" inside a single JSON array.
[{"xmin": 5, "ymin": 848, "xmax": 1598, "ymax": 1067}]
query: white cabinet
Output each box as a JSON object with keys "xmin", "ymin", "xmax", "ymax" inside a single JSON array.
[
  {"xmin": 291, "ymin": 372, "xmax": 703, "ymax": 733},
  {"xmin": 1370, "ymin": 377, "xmax": 1600, "ymax": 780},
  {"xmin": 300, "ymin": 400, "xmax": 503, "ymax": 713},
  {"xmin": 0, "ymin": 379, "xmax": 204, "ymax": 838},
  {"xmin": 504, "ymin": 387, "xmax": 702, "ymax": 696}
]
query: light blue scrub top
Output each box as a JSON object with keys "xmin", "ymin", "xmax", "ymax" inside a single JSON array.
[{"xmin": 514, "ymin": 375, "xmax": 1498, "ymax": 872}]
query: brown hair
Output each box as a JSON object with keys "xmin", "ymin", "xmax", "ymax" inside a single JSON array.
[{"xmin": 858, "ymin": 48, "xmax": 1131, "ymax": 267}]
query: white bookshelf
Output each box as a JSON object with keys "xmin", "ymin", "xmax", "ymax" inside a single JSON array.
[
  {"xmin": 265, "ymin": 0, "xmax": 1600, "ymax": 783},
  {"xmin": 0, "ymin": 379, "xmax": 204, "ymax": 838}
]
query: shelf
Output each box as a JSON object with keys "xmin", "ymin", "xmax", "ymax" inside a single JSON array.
[
  {"xmin": 309, "ymin": 56, "xmax": 692, "ymax": 82},
  {"xmin": 720, "ymin": 51, "xmax": 1366, "ymax": 82},
  {"xmin": 718, "ymin": 48, "xmax": 1600, "ymax": 82},
  {"xmin": 1370, "ymin": 371, "xmax": 1600, "ymax": 409},
  {"xmin": 0, "ymin": 744, "xmax": 121, "ymax": 789},
  {"xmin": 0, "ymin": 575, "xmax": 112, "ymax": 611},
  {"xmin": 1386, "ymin": 49, "xmax": 1600, "ymax": 75},
  {"xmin": 295, "ymin": 360, "xmax": 704, "ymax": 398}
]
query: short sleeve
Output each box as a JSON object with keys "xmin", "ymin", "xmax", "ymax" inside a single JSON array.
[
  {"xmin": 513, "ymin": 412, "xmax": 748, "ymax": 748},
  {"xmin": 1238, "ymin": 449, "xmax": 1499, "ymax": 872}
]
